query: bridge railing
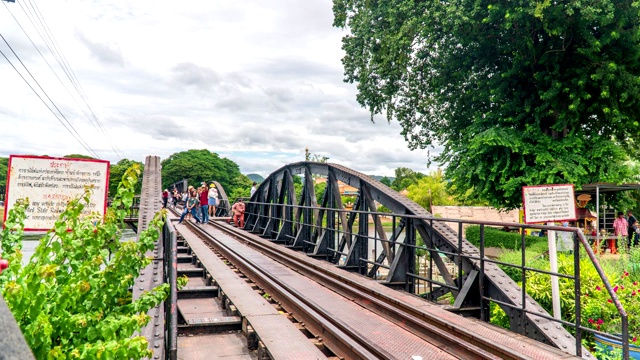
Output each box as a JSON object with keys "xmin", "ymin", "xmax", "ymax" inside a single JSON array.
[
  {"xmin": 242, "ymin": 201, "xmax": 628, "ymax": 358},
  {"xmin": 163, "ymin": 217, "xmax": 178, "ymax": 360}
]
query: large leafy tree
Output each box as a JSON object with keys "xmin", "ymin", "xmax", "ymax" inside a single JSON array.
[
  {"xmin": 161, "ymin": 149, "xmax": 250, "ymax": 197},
  {"xmin": 391, "ymin": 167, "xmax": 424, "ymax": 191},
  {"xmin": 333, "ymin": 0, "xmax": 640, "ymax": 209},
  {"xmin": 407, "ymin": 169, "xmax": 457, "ymax": 210}
]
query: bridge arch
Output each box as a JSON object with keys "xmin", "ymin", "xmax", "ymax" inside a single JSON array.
[{"xmin": 244, "ymin": 161, "xmax": 579, "ymax": 352}]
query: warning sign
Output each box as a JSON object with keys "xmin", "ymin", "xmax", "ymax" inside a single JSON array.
[
  {"xmin": 522, "ymin": 184, "xmax": 576, "ymax": 224},
  {"xmin": 3, "ymin": 155, "xmax": 109, "ymax": 231}
]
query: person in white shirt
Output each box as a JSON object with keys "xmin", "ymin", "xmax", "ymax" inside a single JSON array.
[
  {"xmin": 250, "ymin": 182, "xmax": 257, "ymax": 197},
  {"xmin": 208, "ymin": 185, "xmax": 219, "ymax": 217}
]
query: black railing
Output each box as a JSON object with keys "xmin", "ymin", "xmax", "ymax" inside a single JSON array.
[
  {"xmin": 242, "ymin": 201, "xmax": 629, "ymax": 358},
  {"xmin": 163, "ymin": 217, "xmax": 178, "ymax": 360}
]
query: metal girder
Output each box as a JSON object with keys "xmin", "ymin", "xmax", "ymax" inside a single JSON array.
[
  {"xmin": 210, "ymin": 181, "xmax": 230, "ymax": 217},
  {"xmin": 276, "ymin": 169, "xmax": 296, "ymax": 243},
  {"xmin": 367, "ymin": 219, "xmax": 405, "ymax": 277},
  {"xmin": 133, "ymin": 156, "xmax": 166, "ymax": 360},
  {"xmin": 359, "ymin": 183, "xmax": 393, "ymax": 264},
  {"xmin": 249, "ymin": 161, "xmax": 582, "ymax": 354}
]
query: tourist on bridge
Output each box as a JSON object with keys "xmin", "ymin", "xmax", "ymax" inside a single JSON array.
[
  {"xmin": 179, "ymin": 187, "xmax": 202, "ymax": 224},
  {"xmin": 181, "ymin": 191, "xmax": 188, "ymax": 207},
  {"xmin": 250, "ymin": 182, "xmax": 257, "ymax": 197},
  {"xmin": 162, "ymin": 189, "xmax": 169, "ymax": 208},
  {"xmin": 199, "ymin": 184, "xmax": 209, "ymax": 223},
  {"xmin": 231, "ymin": 198, "xmax": 245, "ymax": 228},
  {"xmin": 172, "ymin": 189, "xmax": 179, "ymax": 208},
  {"xmin": 208, "ymin": 184, "xmax": 218, "ymax": 217}
]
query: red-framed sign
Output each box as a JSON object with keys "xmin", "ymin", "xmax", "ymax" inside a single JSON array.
[{"xmin": 3, "ymin": 155, "xmax": 110, "ymax": 231}]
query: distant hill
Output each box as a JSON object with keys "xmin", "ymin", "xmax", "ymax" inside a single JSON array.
[
  {"xmin": 369, "ymin": 175, "xmax": 395, "ymax": 182},
  {"xmin": 246, "ymin": 173, "xmax": 264, "ymax": 183}
]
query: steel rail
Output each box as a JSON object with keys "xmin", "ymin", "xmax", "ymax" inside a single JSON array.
[
  {"xmin": 178, "ymin": 220, "xmax": 387, "ymax": 359},
  {"xmin": 208, "ymin": 220, "xmax": 574, "ymax": 360}
]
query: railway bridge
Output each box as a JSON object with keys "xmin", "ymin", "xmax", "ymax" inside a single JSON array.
[{"xmin": 1, "ymin": 156, "xmax": 629, "ymax": 359}]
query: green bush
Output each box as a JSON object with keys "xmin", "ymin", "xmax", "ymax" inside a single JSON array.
[
  {"xmin": 0, "ymin": 165, "xmax": 186, "ymax": 359},
  {"xmin": 465, "ymin": 225, "xmax": 546, "ymax": 250},
  {"xmin": 495, "ymin": 248, "xmax": 549, "ymax": 283},
  {"xmin": 493, "ymin": 247, "xmax": 640, "ymax": 352}
]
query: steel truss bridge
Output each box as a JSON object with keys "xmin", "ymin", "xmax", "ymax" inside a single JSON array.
[{"xmin": 2, "ymin": 156, "xmax": 630, "ymax": 359}]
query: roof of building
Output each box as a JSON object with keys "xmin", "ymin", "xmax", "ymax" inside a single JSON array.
[{"xmin": 575, "ymin": 183, "xmax": 640, "ymax": 194}]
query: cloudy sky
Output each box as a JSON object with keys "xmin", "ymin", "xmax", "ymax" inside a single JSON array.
[{"xmin": 0, "ymin": 0, "xmax": 435, "ymax": 177}]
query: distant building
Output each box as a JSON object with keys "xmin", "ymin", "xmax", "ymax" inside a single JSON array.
[
  {"xmin": 314, "ymin": 177, "xmax": 359, "ymax": 196},
  {"xmin": 431, "ymin": 206, "xmax": 520, "ymax": 235}
]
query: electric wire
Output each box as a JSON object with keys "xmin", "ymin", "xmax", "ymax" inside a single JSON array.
[
  {"xmin": 6, "ymin": 1, "xmax": 123, "ymax": 160},
  {"xmin": 25, "ymin": 0, "xmax": 123, "ymax": 160},
  {"xmin": 0, "ymin": 33, "xmax": 100, "ymax": 158},
  {"xmin": 0, "ymin": 47, "xmax": 100, "ymax": 158},
  {"xmin": 3, "ymin": 1, "xmax": 123, "ymax": 159}
]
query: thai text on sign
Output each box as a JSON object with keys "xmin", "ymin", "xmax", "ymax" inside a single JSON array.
[
  {"xmin": 522, "ymin": 184, "xmax": 577, "ymax": 224},
  {"xmin": 4, "ymin": 155, "xmax": 110, "ymax": 231}
]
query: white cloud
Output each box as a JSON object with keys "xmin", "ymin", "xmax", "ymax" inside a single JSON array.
[{"xmin": 0, "ymin": 0, "xmax": 436, "ymax": 177}]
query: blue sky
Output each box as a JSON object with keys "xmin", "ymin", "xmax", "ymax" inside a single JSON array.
[{"xmin": 0, "ymin": 0, "xmax": 436, "ymax": 177}]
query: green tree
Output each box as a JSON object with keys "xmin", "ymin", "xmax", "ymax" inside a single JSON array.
[
  {"xmin": 406, "ymin": 170, "xmax": 457, "ymax": 210},
  {"xmin": 315, "ymin": 181, "xmax": 327, "ymax": 204},
  {"xmin": 228, "ymin": 175, "xmax": 253, "ymax": 201},
  {"xmin": 304, "ymin": 148, "xmax": 329, "ymax": 163},
  {"xmin": 161, "ymin": 149, "xmax": 246, "ymax": 197},
  {"xmin": 379, "ymin": 176, "xmax": 392, "ymax": 187},
  {"xmin": 391, "ymin": 167, "xmax": 424, "ymax": 191},
  {"xmin": 0, "ymin": 157, "xmax": 7, "ymax": 198},
  {"xmin": 63, "ymin": 154, "xmax": 94, "ymax": 159},
  {"xmin": 108, "ymin": 159, "xmax": 144, "ymax": 197},
  {"xmin": 333, "ymin": 0, "xmax": 639, "ymax": 209}
]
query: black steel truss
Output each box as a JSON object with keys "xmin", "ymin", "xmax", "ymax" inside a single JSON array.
[{"xmin": 243, "ymin": 161, "xmax": 583, "ymax": 354}]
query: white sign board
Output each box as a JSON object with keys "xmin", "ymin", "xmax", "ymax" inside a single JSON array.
[
  {"xmin": 522, "ymin": 184, "xmax": 576, "ymax": 224},
  {"xmin": 4, "ymin": 155, "xmax": 109, "ymax": 231}
]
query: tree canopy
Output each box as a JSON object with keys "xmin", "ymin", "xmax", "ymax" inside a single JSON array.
[
  {"xmin": 63, "ymin": 154, "xmax": 95, "ymax": 160},
  {"xmin": 161, "ymin": 149, "xmax": 251, "ymax": 198},
  {"xmin": 391, "ymin": 167, "xmax": 424, "ymax": 191},
  {"xmin": 406, "ymin": 169, "xmax": 457, "ymax": 209},
  {"xmin": 333, "ymin": 0, "xmax": 640, "ymax": 208},
  {"xmin": 109, "ymin": 159, "xmax": 144, "ymax": 197}
]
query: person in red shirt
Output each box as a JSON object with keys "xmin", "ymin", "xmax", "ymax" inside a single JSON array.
[
  {"xmin": 162, "ymin": 189, "xmax": 169, "ymax": 208},
  {"xmin": 199, "ymin": 184, "xmax": 209, "ymax": 223},
  {"xmin": 231, "ymin": 199, "xmax": 245, "ymax": 228}
]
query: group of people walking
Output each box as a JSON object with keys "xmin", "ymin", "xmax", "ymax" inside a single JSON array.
[
  {"xmin": 162, "ymin": 180, "xmax": 255, "ymax": 228},
  {"xmin": 169, "ymin": 183, "xmax": 219, "ymax": 225}
]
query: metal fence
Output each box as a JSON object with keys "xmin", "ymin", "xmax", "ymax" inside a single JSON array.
[
  {"xmin": 243, "ymin": 201, "xmax": 629, "ymax": 358},
  {"xmin": 163, "ymin": 217, "xmax": 178, "ymax": 360}
]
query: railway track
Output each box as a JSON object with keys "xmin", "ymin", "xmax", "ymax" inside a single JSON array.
[{"xmin": 171, "ymin": 210, "xmax": 575, "ymax": 359}]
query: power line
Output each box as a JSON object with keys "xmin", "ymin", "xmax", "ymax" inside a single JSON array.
[
  {"xmin": 26, "ymin": 0, "xmax": 123, "ymax": 159},
  {"xmin": 2, "ymin": 1, "xmax": 123, "ymax": 159},
  {"xmin": 0, "ymin": 34, "xmax": 100, "ymax": 158}
]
